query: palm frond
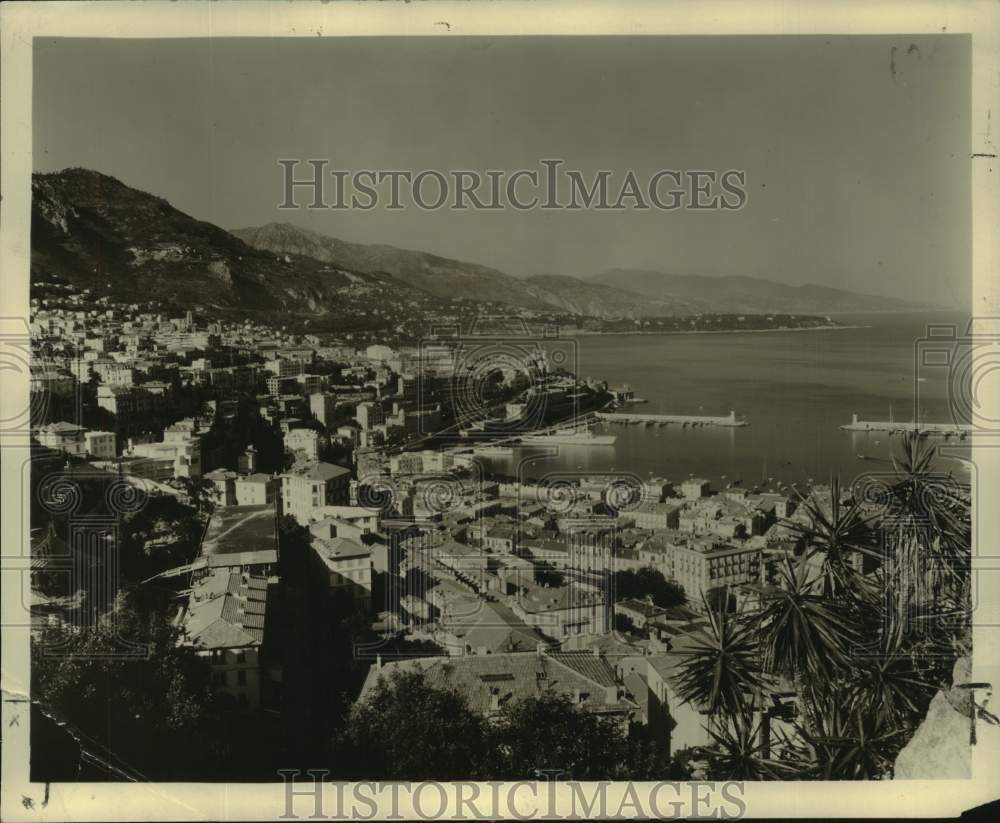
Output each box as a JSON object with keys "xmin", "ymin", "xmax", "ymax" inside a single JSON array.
[{"xmin": 674, "ymin": 597, "xmax": 766, "ymax": 717}]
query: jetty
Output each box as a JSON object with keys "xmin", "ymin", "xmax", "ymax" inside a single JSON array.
[
  {"xmin": 841, "ymin": 413, "xmax": 973, "ymax": 437},
  {"xmin": 595, "ymin": 409, "xmax": 747, "ymax": 428}
]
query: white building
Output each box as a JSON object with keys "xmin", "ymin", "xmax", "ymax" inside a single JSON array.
[
  {"xmin": 280, "ymin": 461, "xmax": 352, "ymax": 525},
  {"xmin": 310, "ymin": 392, "xmax": 338, "ymax": 428},
  {"xmin": 355, "ymin": 401, "xmax": 385, "ymax": 431},
  {"xmin": 35, "ymin": 422, "xmax": 87, "ymax": 457},
  {"xmin": 84, "ymin": 430, "xmax": 117, "ymax": 460},
  {"xmin": 284, "ymin": 428, "xmax": 320, "ymax": 461}
]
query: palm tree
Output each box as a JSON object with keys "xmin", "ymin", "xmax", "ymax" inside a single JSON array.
[
  {"xmin": 784, "ymin": 475, "xmax": 880, "ymax": 601},
  {"xmin": 843, "ymin": 611, "xmax": 936, "ymax": 730},
  {"xmin": 753, "ymin": 554, "xmax": 858, "ymax": 684},
  {"xmin": 673, "ymin": 596, "xmax": 767, "ymax": 718},
  {"xmin": 796, "ymin": 703, "xmax": 903, "ymax": 780},
  {"xmin": 883, "ymin": 432, "xmax": 971, "ymax": 608},
  {"xmin": 696, "ymin": 713, "xmax": 800, "ymax": 780}
]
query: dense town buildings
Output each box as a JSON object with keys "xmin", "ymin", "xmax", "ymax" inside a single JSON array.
[{"xmin": 28, "ymin": 286, "xmax": 808, "ymax": 763}]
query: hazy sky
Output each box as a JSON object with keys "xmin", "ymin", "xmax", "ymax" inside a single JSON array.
[{"xmin": 33, "ymin": 35, "xmax": 970, "ymax": 307}]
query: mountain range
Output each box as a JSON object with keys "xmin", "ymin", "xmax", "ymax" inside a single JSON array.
[
  {"xmin": 31, "ymin": 168, "xmax": 927, "ymax": 321},
  {"xmin": 232, "ymin": 225, "xmax": 927, "ymax": 316},
  {"xmin": 30, "ymin": 169, "xmax": 426, "ymax": 323}
]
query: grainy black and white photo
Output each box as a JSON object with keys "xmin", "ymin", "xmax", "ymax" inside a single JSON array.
[{"xmin": 3, "ymin": 3, "xmax": 999, "ymax": 820}]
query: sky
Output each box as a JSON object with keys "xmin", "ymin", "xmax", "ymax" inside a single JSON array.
[{"xmin": 33, "ymin": 35, "xmax": 971, "ymax": 307}]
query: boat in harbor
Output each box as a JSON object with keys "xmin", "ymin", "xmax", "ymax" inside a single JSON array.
[
  {"xmin": 519, "ymin": 427, "xmax": 616, "ymax": 446},
  {"xmin": 470, "ymin": 444, "xmax": 516, "ymax": 457}
]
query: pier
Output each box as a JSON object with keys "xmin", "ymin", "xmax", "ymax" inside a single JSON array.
[
  {"xmin": 595, "ymin": 409, "xmax": 747, "ymax": 428},
  {"xmin": 841, "ymin": 413, "xmax": 973, "ymax": 437}
]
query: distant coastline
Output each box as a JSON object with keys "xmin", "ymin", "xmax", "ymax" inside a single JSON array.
[{"xmin": 563, "ymin": 323, "xmax": 871, "ymax": 338}]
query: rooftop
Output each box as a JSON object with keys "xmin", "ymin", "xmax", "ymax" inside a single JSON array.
[
  {"xmin": 358, "ymin": 650, "xmax": 625, "ymax": 717},
  {"xmin": 182, "ymin": 568, "xmax": 269, "ymax": 649},
  {"xmin": 201, "ymin": 504, "xmax": 278, "ymax": 556},
  {"xmin": 516, "ymin": 584, "xmax": 603, "ymax": 614},
  {"xmin": 282, "ymin": 461, "xmax": 351, "ymax": 482},
  {"xmin": 237, "ymin": 473, "xmax": 275, "ymax": 485},
  {"xmin": 313, "ymin": 536, "xmax": 371, "ymax": 562},
  {"xmin": 39, "ymin": 421, "xmax": 85, "ymax": 434}
]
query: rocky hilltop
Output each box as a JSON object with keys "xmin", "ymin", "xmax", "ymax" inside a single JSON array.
[{"xmin": 31, "ymin": 169, "xmax": 426, "ymax": 320}]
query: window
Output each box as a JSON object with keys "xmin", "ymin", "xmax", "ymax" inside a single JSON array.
[
  {"xmin": 220, "ymin": 671, "xmax": 228, "ymax": 686},
  {"xmin": 236, "ymin": 650, "xmax": 246, "ymax": 664},
  {"xmin": 238, "ymin": 671, "xmax": 247, "ymax": 686}
]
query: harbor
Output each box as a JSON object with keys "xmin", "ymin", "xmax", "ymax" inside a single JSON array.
[
  {"xmin": 840, "ymin": 413, "xmax": 972, "ymax": 437},
  {"xmin": 595, "ymin": 410, "xmax": 748, "ymax": 428}
]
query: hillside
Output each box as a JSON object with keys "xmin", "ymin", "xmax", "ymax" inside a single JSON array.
[
  {"xmin": 31, "ymin": 170, "xmax": 924, "ymax": 326},
  {"xmin": 588, "ymin": 269, "xmax": 927, "ymax": 314},
  {"xmin": 231, "ymin": 222, "xmax": 554, "ymax": 311},
  {"xmin": 523, "ymin": 274, "xmax": 678, "ymax": 318},
  {"xmin": 30, "ymin": 169, "xmax": 427, "ymax": 321},
  {"xmin": 235, "ymin": 222, "xmax": 925, "ymax": 318}
]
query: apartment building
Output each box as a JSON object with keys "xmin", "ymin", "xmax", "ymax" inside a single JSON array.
[
  {"xmin": 35, "ymin": 421, "xmax": 87, "ymax": 457},
  {"xmin": 662, "ymin": 540, "xmax": 762, "ymax": 609},
  {"xmin": 355, "ymin": 401, "xmax": 385, "ymax": 431},
  {"xmin": 309, "ymin": 392, "xmax": 338, "ymax": 428},
  {"xmin": 309, "ymin": 524, "xmax": 373, "ymax": 610},
  {"xmin": 280, "ymin": 461, "xmax": 351, "ymax": 525},
  {"xmin": 284, "ymin": 427, "xmax": 321, "ymax": 461},
  {"xmin": 181, "ymin": 568, "xmax": 269, "ymax": 712},
  {"xmin": 84, "ymin": 430, "xmax": 117, "ymax": 460},
  {"xmin": 235, "ymin": 473, "xmax": 279, "ymax": 507},
  {"xmin": 511, "ymin": 583, "xmax": 609, "ymax": 639}
]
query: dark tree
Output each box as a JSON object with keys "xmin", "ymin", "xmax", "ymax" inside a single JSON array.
[
  {"xmin": 31, "ymin": 596, "xmax": 262, "ymax": 780},
  {"xmin": 613, "ymin": 567, "xmax": 686, "ymax": 608},
  {"xmin": 487, "ymin": 692, "xmax": 632, "ymax": 779},
  {"xmin": 334, "ymin": 670, "xmax": 491, "ymax": 779}
]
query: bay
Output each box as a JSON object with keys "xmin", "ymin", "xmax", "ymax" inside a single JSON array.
[{"xmin": 482, "ymin": 311, "xmax": 972, "ymax": 490}]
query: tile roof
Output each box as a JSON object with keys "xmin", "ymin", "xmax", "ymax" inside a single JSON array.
[
  {"xmin": 358, "ymin": 651, "xmax": 627, "ymax": 717},
  {"xmin": 546, "ymin": 651, "xmax": 618, "ymax": 688},
  {"xmin": 182, "ymin": 569, "xmax": 269, "ymax": 649}
]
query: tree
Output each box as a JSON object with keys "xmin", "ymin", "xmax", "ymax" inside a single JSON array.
[
  {"xmin": 488, "ymin": 692, "xmax": 632, "ymax": 779},
  {"xmin": 876, "ymin": 432, "xmax": 972, "ymax": 619},
  {"xmin": 784, "ymin": 475, "xmax": 879, "ymax": 601},
  {"xmin": 613, "ymin": 567, "xmax": 686, "ymax": 608},
  {"xmin": 277, "ymin": 514, "xmax": 313, "ymax": 583},
  {"xmin": 697, "ymin": 714, "xmax": 800, "ymax": 781},
  {"xmin": 117, "ymin": 494, "xmax": 203, "ymax": 584},
  {"xmin": 31, "ymin": 595, "xmax": 253, "ymax": 780},
  {"xmin": 795, "ymin": 703, "xmax": 904, "ymax": 780},
  {"xmin": 534, "ymin": 562, "xmax": 564, "ymax": 587},
  {"xmin": 178, "ymin": 475, "xmax": 216, "ymax": 515},
  {"xmin": 335, "ymin": 669, "xmax": 491, "ymax": 779},
  {"xmin": 673, "ymin": 598, "xmax": 767, "ymax": 718},
  {"xmin": 752, "ymin": 554, "xmax": 857, "ymax": 684}
]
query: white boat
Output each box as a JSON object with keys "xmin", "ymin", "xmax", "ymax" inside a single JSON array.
[
  {"xmin": 520, "ymin": 427, "xmax": 616, "ymax": 446},
  {"xmin": 470, "ymin": 445, "xmax": 515, "ymax": 457}
]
